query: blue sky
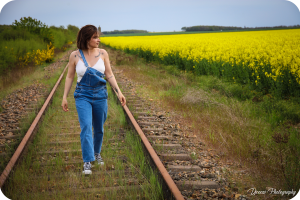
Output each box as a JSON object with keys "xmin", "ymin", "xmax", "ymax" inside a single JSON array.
[{"xmin": 0, "ymin": 0, "xmax": 299, "ymax": 32}]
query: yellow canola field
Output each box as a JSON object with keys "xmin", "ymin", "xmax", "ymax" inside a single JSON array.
[{"xmin": 102, "ymin": 29, "xmax": 300, "ymax": 96}]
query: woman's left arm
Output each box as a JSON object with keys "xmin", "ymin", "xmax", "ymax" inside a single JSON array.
[{"xmin": 102, "ymin": 49, "xmax": 126, "ymax": 106}]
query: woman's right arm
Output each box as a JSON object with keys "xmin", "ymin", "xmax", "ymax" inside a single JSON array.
[{"xmin": 62, "ymin": 52, "xmax": 77, "ymax": 112}]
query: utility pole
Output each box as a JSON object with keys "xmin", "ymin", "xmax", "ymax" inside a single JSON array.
[{"xmin": 98, "ymin": 26, "xmax": 101, "ymax": 34}]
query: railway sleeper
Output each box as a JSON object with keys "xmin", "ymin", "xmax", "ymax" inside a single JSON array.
[
  {"xmin": 137, "ymin": 116, "xmax": 156, "ymax": 120},
  {"xmin": 159, "ymin": 153, "xmax": 192, "ymax": 161},
  {"xmin": 142, "ymin": 127, "xmax": 163, "ymax": 133},
  {"xmin": 38, "ymin": 147, "xmax": 127, "ymax": 156},
  {"xmin": 33, "ymin": 156, "xmax": 128, "ymax": 169},
  {"xmin": 0, "ymin": 134, "xmax": 21, "ymax": 140},
  {"xmin": 147, "ymin": 135, "xmax": 172, "ymax": 141},
  {"xmin": 27, "ymin": 184, "xmax": 148, "ymax": 200},
  {"xmin": 138, "ymin": 121, "xmax": 162, "ymax": 126},
  {"xmin": 175, "ymin": 180, "xmax": 220, "ymax": 190},
  {"xmin": 0, "ymin": 141, "xmax": 19, "ymax": 148},
  {"xmin": 27, "ymin": 177, "xmax": 142, "ymax": 191},
  {"xmin": 3, "ymin": 128, "xmax": 21, "ymax": 133},
  {"xmin": 154, "ymin": 143, "xmax": 182, "ymax": 150},
  {"xmin": 167, "ymin": 165, "xmax": 202, "ymax": 172},
  {"xmin": 31, "ymin": 169, "xmax": 135, "ymax": 180}
]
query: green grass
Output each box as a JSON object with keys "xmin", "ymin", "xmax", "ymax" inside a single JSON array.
[
  {"xmin": 0, "ymin": 24, "xmax": 77, "ymax": 73},
  {"xmin": 0, "ymin": 43, "xmax": 74, "ymax": 98},
  {"xmin": 104, "ymin": 46, "xmax": 300, "ymax": 193},
  {"xmin": 0, "ymin": 37, "xmax": 48, "ymax": 71}
]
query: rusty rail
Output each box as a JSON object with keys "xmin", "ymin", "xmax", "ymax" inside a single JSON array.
[
  {"xmin": 113, "ymin": 94, "xmax": 184, "ymax": 200},
  {"xmin": 0, "ymin": 64, "xmax": 69, "ymax": 188}
]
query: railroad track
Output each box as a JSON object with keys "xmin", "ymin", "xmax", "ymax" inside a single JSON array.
[
  {"xmin": 0, "ymin": 61, "xmax": 182, "ymax": 199},
  {"xmin": 113, "ymin": 70, "xmax": 232, "ymax": 200},
  {"xmin": 0, "ymin": 53, "xmax": 230, "ymax": 199}
]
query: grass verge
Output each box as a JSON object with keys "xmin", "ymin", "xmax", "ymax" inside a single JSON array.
[{"xmin": 103, "ymin": 44, "xmax": 300, "ymax": 196}]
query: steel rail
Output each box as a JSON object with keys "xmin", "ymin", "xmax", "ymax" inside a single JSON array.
[
  {"xmin": 0, "ymin": 64, "xmax": 69, "ymax": 188},
  {"xmin": 113, "ymin": 93, "xmax": 184, "ymax": 200}
]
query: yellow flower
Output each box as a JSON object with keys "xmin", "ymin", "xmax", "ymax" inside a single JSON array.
[{"xmin": 101, "ymin": 29, "xmax": 300, "ymax": 86}]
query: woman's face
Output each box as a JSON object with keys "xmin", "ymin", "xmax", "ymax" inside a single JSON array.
[{"xmin": 87, "ymin": 32, "xmax": 100, "ymax": 49}]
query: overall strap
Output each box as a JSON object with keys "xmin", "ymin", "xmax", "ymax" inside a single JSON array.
[{"xmin": 79, "ymin": 49, "xmax": 89, "ymax": 67}]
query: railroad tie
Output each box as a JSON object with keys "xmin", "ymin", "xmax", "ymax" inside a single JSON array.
[
  {"xmin": 138, "ymin": 116, "xmax": 156, "ymax": 120},
  {"xmin": 160, "ymin": 153, "xmax": 192, "ymax": 161},
  {"xmin": 167, "ymin": 165, "xmax": 201, "ymax": 172},
  {"xmin": 175, "ymin": 180, "xmax": 220, "ymax": 190},
  {"xmin": 147, "ymin": 135, "xmax": 172, "ymax": 140},
  {"xmin": 154, "ymin": 143, "xmax": 182, "ymax": 150}
]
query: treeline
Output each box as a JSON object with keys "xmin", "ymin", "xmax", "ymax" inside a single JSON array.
[
  {"xmin": 0, "ymin": 17, "xmax": 79, "ymax": 73},
  {"xmin": 102, "ymin": 29, "xmax": 148, "ymax": 35},
  {"xmin": 181, "ymin": 25, "xmax": 300, "ymax": 31}
]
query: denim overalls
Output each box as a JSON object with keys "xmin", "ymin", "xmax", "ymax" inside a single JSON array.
[{"xmin": 74, "ymin": 49, "xmax": 108, "ymax": 163}]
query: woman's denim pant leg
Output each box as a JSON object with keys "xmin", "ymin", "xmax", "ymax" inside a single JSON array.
[{"xmin": 75, "ymin": 97, "xmax": 107, "ymax": 163}]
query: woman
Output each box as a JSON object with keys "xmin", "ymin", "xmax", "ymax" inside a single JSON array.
[{"xmin": 61, "ymin": 25, "xmax": 126, "ymax": 175}]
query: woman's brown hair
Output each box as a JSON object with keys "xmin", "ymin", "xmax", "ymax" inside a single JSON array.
[{"xmin": 77, "ymin": 25, "xmax": 99, "ymax": 50}]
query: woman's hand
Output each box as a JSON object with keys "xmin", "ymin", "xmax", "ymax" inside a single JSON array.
[
  {"xmin": 61, "ymin": 52, "xmax": 76, "ymax": 112},
  {"xmin": 62, "ymin": 98, "xmax": 69, "ymax": 112},
  {"xmin": 119, "ymin": 94, "xmax": 126, "ymax": 106},
  {"xmin": 102, "ymin": 48, "xmax": 126, "ymax": 107}
]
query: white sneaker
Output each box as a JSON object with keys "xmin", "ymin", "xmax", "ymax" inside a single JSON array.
[
  {"xmin": 82, "ymin": 162, "xmax": 92, "ymax": 175},
  {"xmin": 95, "ymin": 154, "xmax": 104, "ymax": 165}
]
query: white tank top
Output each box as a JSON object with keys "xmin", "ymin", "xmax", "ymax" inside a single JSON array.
[{"xmin": 76, "ymin": 56, "xmax": 106, "ymax": 83}]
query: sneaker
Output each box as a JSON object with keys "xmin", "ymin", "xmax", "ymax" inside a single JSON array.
[
  {"xmin": 82, "ymin": 162, "xmax": 92, "ymax": 175},
  {"xmin": 95, "ymin": 154, "xmax": 104, "ymax": 165}
]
